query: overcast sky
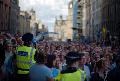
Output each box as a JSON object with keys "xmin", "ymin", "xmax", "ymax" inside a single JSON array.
[{"xmin": 19, "ymin": 0, "xmax": 71, "ymax": 32}]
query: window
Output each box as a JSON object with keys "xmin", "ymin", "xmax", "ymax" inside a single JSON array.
[{"xmin": 69, "ymin": 4, "xmax": 73, "ymax": 8}]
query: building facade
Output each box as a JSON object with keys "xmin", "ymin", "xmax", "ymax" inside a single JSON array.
[
  {"xmin": 0, "ymin": 0, "xmax": 11, "ymax": 32},
  {"xmin": 85, "ymin": 0, "xmax": 91, "ymax": 42},
  {"xmin": 65, "ymin": 0, "xmax": 73, "ymax": 40},
  {"xmin": 9, "ymin": 0, "xmax": 20, "ymax": 34},
  {"xmin": 54, "ymin": 1, "xmax": 73, "ymax": 41},
  {"xmin": 36, "ymin": 23, "xmax": 48, "ymax": 35},
  {"xmin": 101, "ymin": 0, "xmax": 120, "ymax": 40},
  {"xmin": 54, "ymin": 16, "xmax": 66, "ymax": 41},
  {"xmin": 89, "ymin": 0, "xmax": 103, "ymax": 41},
  {"xmin": 28, "ymin": 9, "xmax": 38, "ymax": 36},
  {"xmin": 19, "ymin": 11, "xmax": 31, "ymax": 34},
  {"xmin": 76, "ymin": 0, "xmax": 91, "ymax": 42},
  {"xmin": 89, "ymin": 0, "xmax": 120, "ymax": 41},
  {"xmin": 73, "ymin": 0, "xmax": 79, "ymax": 40},
  {"xmin": 73, "ymin": 0, "xmax": 86, "ymax": 41}
]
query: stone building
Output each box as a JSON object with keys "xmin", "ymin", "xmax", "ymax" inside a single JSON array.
[
  {"xmin": 9, "ymin": 0, "xmax": 20, "ymax": 34},
  {"xmin": 85, "ymin": 0, "xmax": 91, "ymax": 41},
  {"xmin": 73, "ymin": 0, "xmax": 79, "ymax": 40},
  {"xmin": 89, "ymin": 0, "xmax": 102, "ymax": 41},
  {"xmin": 65, "ymin": 0, "xmax": 73, "ymax": 40},
  {"xmin": 101, "ymin": 0, "xmax": 120, "ymax": 40},
  {"xmin": 89, "ymin": 0, "xmax": 120, "ymax": 41},
  {"xmin": 54, "ymin": 16, "xmax": 66, "ymax": 41},
  {"xmin": 19, "ymin": 11, "xmax": 31, "ymax": 34},
  {"xmin": 54, "ymin": 0, "xmax": 73, "ymax": 41},
  {"xmin": 0, "ymin": 0, "xmax": 11, "ymax": 32},
  {"xmin": 28, "ymin": 9, "xmax": 37, "ymax": 36}
]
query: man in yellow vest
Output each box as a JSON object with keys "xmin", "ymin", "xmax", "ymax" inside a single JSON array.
[
  {"xmin": 59, "ymin": 52, "xmax": 86, "ymax": 81},
  {"xmin": 16, "ymin": 33, "xmax": 36, "ymax": 81}
]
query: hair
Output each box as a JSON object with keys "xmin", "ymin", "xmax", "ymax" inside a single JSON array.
[
  {"xmin": 3, "ymin": 39, "xmax": 12, "ymax": 50},
  {"xmin": 46, "ymin": 54, "xmax": 56, "ymax": 68},
  {"xmin": 34, "ymin": 51, "xmax": 46, "ymax": 64},
  {"xmin": 105, "ymin": 54, "xmax": 113, "ymax": 61},
  {"xmin": 94, "ymin": 59, "xmax": 105, "ymax": 73}
]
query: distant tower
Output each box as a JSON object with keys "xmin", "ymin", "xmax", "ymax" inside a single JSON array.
[
  {"xmin": 30, "ymin": 8, "xmax": 35, "ymax": 14},
  {"xmin": 68, "ymin": 0, "xmax": 73, "ymax": 16},
  {"xmin": 55, "ymin": 17, "xmax": 58, "ymax": 25},
  {"xmin": 60, "ymin": 15, "xmax": 63, "ymax": 20}
]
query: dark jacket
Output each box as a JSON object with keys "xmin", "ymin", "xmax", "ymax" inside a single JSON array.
[
  {"xmin": 0, "ymin": 44, "xmax": 5, "ymax": 68},
  {"xmin": 90, "ymin": 72, "xmax": 104, "ymax": 81},
  {"xmin": 0, "ymin": 44, "xmax": 5, "ymax": 81},
  {"xmin": 106, "ymin": 66, "xmax": 120, "ymax": 81}
]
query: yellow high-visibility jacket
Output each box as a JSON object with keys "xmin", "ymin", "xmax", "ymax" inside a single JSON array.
[{"xmin": 16, "ymin": 46, "xmax": 36, "ymax": 74}]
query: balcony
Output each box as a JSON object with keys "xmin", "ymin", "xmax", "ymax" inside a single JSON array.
[
  {"xmin": 77, "ymin": 16, "xmax": 82, "ymax": 19},
  {"xmin": 77, "ymin": 22, "xmax": 82, "ymax": 27},
  {"xmin": 72, "ymin": 27, "xmax": 79, "ymax": 30},
  {"xmin": 77, "ymin": 9, "xmax": 82, "ymax": 13},
  {"xmin": 78, "ymin": 28, "xmax": 82, "ymax": 33},
  {"xmin": 77, "ymin": 10, "xmax": 82, "ymax": 14},
  {"xmin": 77, "ymin": 14, "xmax": 82, "ymax": 18},
  {"xmin": 77, "ymin": 18, "xmax": 82, "ymax": 22}
]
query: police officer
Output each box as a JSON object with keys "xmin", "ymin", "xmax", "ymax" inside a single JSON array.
[
  {"xmin": 59, "ymin": 52, "xmax": 86, "ymax": 81},
  {"xmin": 16, "ymin": 33, "xmax": 36, "ymax": 81}
]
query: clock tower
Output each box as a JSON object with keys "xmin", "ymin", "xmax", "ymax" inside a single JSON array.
[{"xmin": 68, "ymin": 0, "xmax": 73, "ymax": 20}]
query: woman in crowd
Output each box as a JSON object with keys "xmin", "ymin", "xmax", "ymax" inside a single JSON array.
[
  {"xmin": 104, "ymin": 54, "xmax": 113, "ymax": 71},
  {"xmin": 30, "ymin": 51, "xmax": 54, "ymax": 81},
  {"xmin": 90, "ymin": 59, "xmax": 106, "ymax": 81}
]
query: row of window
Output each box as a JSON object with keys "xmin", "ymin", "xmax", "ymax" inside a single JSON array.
[{"xmin": 0, "ymin": 2, "xmax": 10, "ymax": 31}]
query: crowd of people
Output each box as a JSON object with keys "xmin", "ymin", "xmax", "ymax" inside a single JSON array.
[{"xmin": 0, "ymin": 32, "xmax": 120, "ymax": 81}]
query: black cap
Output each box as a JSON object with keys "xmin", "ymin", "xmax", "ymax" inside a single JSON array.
[
  {"xmin": 22, "ymin": 33, "xmax": 33, "ymax": 42},
  {"xmin": 65, "ymin": 52, "xmax": 81, "ymax": 64}
]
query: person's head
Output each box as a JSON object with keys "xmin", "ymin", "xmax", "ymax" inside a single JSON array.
[
  {"xmin": 4, "ymin": 40, "xmax": 13, "ymax": 52},
  {"xmin": 79, "ymin": 53, "xmax": 86, "ymax": 66},
  {"xmin": 95, "ymin": 53, "xmax": 100, "ymax": 62},
  {"xmin": 34, "ymin": 51, "xmax": 46, "ymax": 64},
  {"xmin": 22, "ymin": 33, "xmax": 33, "ymax": 46},
  {"xmin": 17, "ymin": 38, "xmax": 23, "ymax": 46},
  {"xmin": 65, "ymin": 51, "xmax": 81, "ymax": 67},
  {"xmin": 104, "ymin": 54, "xmax": 112, "ymax": 62},
  {"xmin": 46, "ymin": 54, "xmax": 56, "ymax": 68},
  {"xmin": 85, "ymin": 52, "xmax": 91, "ymax": 64}
]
